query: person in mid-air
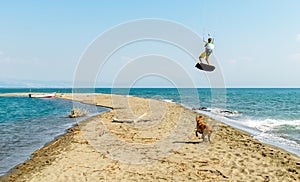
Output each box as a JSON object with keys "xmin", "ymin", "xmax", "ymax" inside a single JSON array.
[{"xmin": 199, "ymin": 37, "xmax": 215, "ymax": 65}]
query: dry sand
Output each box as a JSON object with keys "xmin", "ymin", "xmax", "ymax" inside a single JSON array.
[{"xmin": 0, "ymin": 93, "xmax": 299, "ymax": 181}]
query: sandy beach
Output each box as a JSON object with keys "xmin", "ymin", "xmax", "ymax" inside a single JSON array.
[{"xmin": 0, "ymin": 93, "xmax": 299, "ymax": 181}]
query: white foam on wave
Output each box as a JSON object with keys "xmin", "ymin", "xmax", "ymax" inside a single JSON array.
[
  {"xmin": 162, "ymin": 99, "xmax": 174, "ymax": 103},
  {"xmin": 242, "ymin": 119, "xmax": 300, "ymax": 133}
]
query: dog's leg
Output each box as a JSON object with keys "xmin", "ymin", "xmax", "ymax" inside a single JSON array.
[
  {"xmin": 208, "ymin": 132, "xmax": 211, "ymax": 143},
  {"xmin": 195, "ymin": 130, "xmax": 199, "ymax": 137},
  {"xmin": 202, "ymin": 133, "xmax": 205, "ymax": 142}
]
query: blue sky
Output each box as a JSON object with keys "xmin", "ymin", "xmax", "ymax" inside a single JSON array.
[{"xmin": 0, "ymin": 0, "xmax": 300, "ymax": 87}]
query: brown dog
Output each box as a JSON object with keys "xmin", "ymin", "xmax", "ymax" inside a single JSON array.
[{"xmin": 195, "ymin": 115, "xmax": 213, "ymax": 143}]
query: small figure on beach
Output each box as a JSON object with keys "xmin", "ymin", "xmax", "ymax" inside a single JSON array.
[
  {"xmin": 69, "ymin": 108, "xmax": 89, "ymax": 118},
  {"xmin": 199, "ymin": 37, "xmax": 215, "ymax": 65}
]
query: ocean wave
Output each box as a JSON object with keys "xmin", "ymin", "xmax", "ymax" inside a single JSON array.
[
  {"xmin": 242, "ymin": 119, "xmax": 300, "ymax": 133},
  {"xmin": 162, "ymin": 99, "xmax": 174, "ymax": 103}
]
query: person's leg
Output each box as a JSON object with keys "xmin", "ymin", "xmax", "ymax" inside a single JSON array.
[
  {"xmin": 199, "ymin": 52, "xmax": 206, "ymax": 63},
  {"xmin": 205, "ymin": 50, "xmax": 212, "ymax": 65},
  {"xmin": 205, "ymin": 56, "xmax": 210, "ymax": 65}
]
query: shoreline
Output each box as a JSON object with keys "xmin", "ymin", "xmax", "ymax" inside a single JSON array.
[
  {"xmin": 0, "ymin": 93, "xmax": 299, "ymax": 181},
  {"xmin": 195, "ymin": 109, "xmax": 300, "ymax": 158}
]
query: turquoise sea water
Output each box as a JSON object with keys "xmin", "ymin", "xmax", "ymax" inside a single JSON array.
[
  {"xmin": 0, "ymin": 95, "xmax": 108, "ymax": 175},
  {"xmin": 0, "ymin": 88, "xmax": 299, "ymax": 175}
]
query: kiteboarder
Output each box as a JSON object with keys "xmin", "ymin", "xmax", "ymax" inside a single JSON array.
[{"xmin": 199, "ymin": 37, "xmax": 215, "ymax": 65}]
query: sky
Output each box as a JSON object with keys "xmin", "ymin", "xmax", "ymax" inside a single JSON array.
[{"xmin": 0, "ymin": 0, "xmax": 300, "ymax": 88}]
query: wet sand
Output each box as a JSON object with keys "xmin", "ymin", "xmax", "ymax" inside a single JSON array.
[{"xmin": 0, "ymin": 93, "xmax": 299, "ymax": 181}]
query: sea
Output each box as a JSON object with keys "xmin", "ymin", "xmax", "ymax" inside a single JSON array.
[{"xmin": 0, "ymin": 88, "xmax": 299, "ymax": 175}]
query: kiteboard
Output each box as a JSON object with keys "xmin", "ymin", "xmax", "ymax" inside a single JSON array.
[{"xmin": 195, "ymin": 62, "xmax": 215, "ymax": 72}]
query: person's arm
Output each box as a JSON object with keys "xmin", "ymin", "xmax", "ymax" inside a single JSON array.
[
  {"xmin": 203, "ymin": 35, "xmax": 207, "ymax": 43},
  {"xmin": 203, "ymin": 40, "xmax": 208, "ymax": 47}
]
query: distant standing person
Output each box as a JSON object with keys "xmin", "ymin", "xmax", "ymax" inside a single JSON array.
[{"xmin": 199, "ymin": 37, "xmax": 215, "ymax": 65}]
